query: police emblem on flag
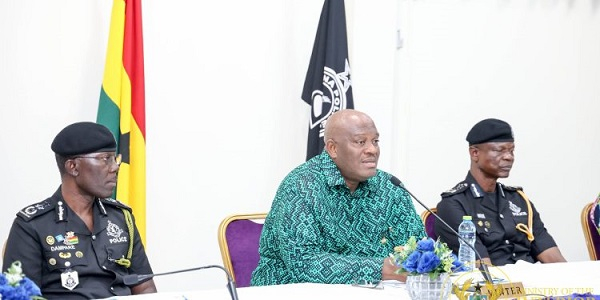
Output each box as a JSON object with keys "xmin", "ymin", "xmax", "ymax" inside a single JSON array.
[{"xmin": 309, "ymin": 61, "xmax": 352, "ymax": 132}]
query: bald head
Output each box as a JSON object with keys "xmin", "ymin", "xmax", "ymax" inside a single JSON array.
[
  {"xmin": 324, "ymin": 109, "xmax": 376, "ymax": 142},
  {"xmin": 323, "ymin": 109, "xmax": 380, "ymax": 192}
]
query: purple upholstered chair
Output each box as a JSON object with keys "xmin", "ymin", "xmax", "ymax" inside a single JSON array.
[
  {"xmin": 420, "ymin": 208, "xmax": 438, "ymax": 240},
  {"xmin": 581, "ymin": 202, "xmax": 600, "ymax": 260},
  {"xmin": 218, "ymin": 213, "xmax": 267, "ymax": 287}
]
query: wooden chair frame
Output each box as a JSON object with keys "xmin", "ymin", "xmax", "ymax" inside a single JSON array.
[
  {"xmin": 580, "ymin": 202, "xmax": 599, "ymax": 260},
  {"xmin": 217, "ymin": 213, "xmax": 268, "ymax": 285}
]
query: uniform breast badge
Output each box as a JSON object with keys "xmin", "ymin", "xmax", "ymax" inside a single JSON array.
[{"xmin": 61, "ymin": 269, "xmax": 79, "ymax": 290}]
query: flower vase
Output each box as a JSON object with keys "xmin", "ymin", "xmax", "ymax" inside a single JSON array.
[{"xmin": 405, "ymin": 273, "xmax": 452, "ymax": 300}]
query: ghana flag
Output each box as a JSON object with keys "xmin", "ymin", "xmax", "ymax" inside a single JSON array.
[{"xmin": 97, "ymin": 0, "xmax": 147, "ymax": 243}]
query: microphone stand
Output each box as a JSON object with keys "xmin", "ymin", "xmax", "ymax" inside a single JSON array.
[
  {"xmin": 124, "ymin": 265, "xmax": 239, "ymax": 300},
  {"xmin": 391, "ymin": 177, "xmax": 494, "ymax": 283}
]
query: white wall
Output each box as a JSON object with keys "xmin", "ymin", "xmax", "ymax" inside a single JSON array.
[
  {"xmin": 1, "ymin": 0, "xmax": 599, "ymax": 293},
  {"xmin": 393, "ymin": 0, "xmax": 600, "ymax": 276}
]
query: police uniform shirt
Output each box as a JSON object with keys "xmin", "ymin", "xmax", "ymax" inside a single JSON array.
[
  {"xmin": 2, "ymin": 188, "xmax": 153, "ymax": 299},
  {"xmin": 434, "ymin": 172, "xmax": 557, "ymax": 266}
]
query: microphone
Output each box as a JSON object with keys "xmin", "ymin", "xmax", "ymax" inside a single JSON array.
[
  {"xmin": 389, "ymin": 176, "xmax": 494, "ymax": 283},
  {"xmin": 123, "ymin": 265, "xmax": 239, "ymax": 300}
]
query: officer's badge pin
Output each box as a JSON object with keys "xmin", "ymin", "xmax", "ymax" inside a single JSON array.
[
  {"xmin": 46, "ymin": 236, "xmax": 55, "ymax": 245},
  {"xmin": 75, "ymin": 251, "xmax": 84, "ymax": 258},
  {"xmin": 64, "ymin": 231, "xmax": 79, "ymax": 245},
  {"xmin": 61, "ymin": 269, "xmax": 79, "ymax": 290},
  {"xmin": 55, "ymin": 234, "xmax": 65, "ymax": 243},
  {"xmin": 477, "ymin": 220, "xmax": 483, "ymax": 227}
]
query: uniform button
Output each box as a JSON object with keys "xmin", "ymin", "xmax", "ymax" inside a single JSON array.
[
  {"xmin": 500, "ymin": 214, "xmax": 504, "ymax": 219},
  {"xmin": 91, "ymin": 235, "xmax": 96, "ymax": 240},
  {"xmin": 505, "ymin": 240, "xmax": 510, "ymax": 244},
  {"xmin": 110, "ymin": 287, "xmax": 114, "ymax": 290},
  {"xmin": 484, "ymin": 228, "xmax": 488, "ymax": 232},
  {"xmin": 512, "ymin": 253, "xmax": 516, "ymax": 257},
  {"xmin": 102, "ymin": 266, "xmax": 107, "ymax": 269},
  {"xmin": 65, "ymin": 261, "xmax": 71, "ymax": 267}
]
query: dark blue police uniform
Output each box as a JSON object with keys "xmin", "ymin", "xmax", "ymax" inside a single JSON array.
[
  {"xmin": 3, "ymin": 188, "xmax": 153, "ymax": 299},
  {"xmin": 434, "ymin": 172, "xmax": 558, "ymax": 266}
]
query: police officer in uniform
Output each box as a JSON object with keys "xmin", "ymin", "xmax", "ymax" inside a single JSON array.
[
  {"xmin": 434, "ymin": 118, "xmax": 566, "ymax": 266},
  {"xmin": 2, "ymin": 122, "xmax": 157, "ymax": 299}
]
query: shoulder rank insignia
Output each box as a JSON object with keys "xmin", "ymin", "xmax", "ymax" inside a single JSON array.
[
  {"xmin": 98, "ymin": 198, "xmax": 131, "ymax": 210},
  {"xmin": 499, "ymin": 183, "xmax": 523, "ymax": 192},
  {"xmin": 18, "ymin": 200, "xmax": 53, "ymax": 221},
  {"xmin": 441, "ymin": 182, "xmax": 469, "ymax": 197}
]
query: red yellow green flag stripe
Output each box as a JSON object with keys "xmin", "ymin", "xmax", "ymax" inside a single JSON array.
[{"xmin": 97, "ymin": 0, "xmax": 147, "ymax": 244}]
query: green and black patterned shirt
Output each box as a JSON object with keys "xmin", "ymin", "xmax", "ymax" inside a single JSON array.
[{"xmin": 250, "ymin": 151, "xmax": 426, "ymax": 286}]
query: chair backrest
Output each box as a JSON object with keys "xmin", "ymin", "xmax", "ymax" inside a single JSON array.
[
  {"xmin": 218, "ymin": 213, "xmax": 267, "ymax": 287},
  {"xmin": 420, "ymin": 208, "xmax": 438, "ymax": 240},
  {"xmin": 580, "ymin": 202, "xmax": 600, "ymax": 260}
]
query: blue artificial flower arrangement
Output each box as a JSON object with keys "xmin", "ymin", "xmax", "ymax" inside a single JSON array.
[
  {"xmin": 0, "ymin": 261, "xmax": 44, "ymax": 300},
  {"xmin": 391, "ymin": 236, "xmax": 464, "ymax": 279}
]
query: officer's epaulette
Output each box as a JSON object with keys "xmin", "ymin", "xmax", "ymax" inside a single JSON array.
[
  {"xmin": 99, "ymin": 198, "xmax": 132, "ymax": 211},
  {"xmin": 441, "ymin": 182, "xmax": 469, "ymax": 198},
  {"xmin": 17, "ymin": 199, "xmax": 54, "ymax": 221},
  {"xmin": 499, "ymin": 183, "xmax": 523, "ymax": 192}
]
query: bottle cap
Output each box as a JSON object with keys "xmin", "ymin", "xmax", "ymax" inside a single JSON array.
[{"xmin": 462, "ymin": 215, "xmax": 472, "ymax": 220}]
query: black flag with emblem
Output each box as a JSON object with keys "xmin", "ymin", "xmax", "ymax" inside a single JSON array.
[{"xmin": 301, "ymin": 0, "xmax": 354, "ymax": 161}]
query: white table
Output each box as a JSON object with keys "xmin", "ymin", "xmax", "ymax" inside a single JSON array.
[
  {"xmin": 101, "ymin": 282, "xmax": 407, "ymax": 300},
  {"xmin": 101, "ymin": 260, "xmax": 600, "ymax": 300},
  {"xmin": 496, "ymin": 260, "xmax": 599, "ymax": 296}
]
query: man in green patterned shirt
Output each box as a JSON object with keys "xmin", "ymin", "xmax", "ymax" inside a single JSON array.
[{"xmin": 251, "ymin": 109, "xmax": 426, "ymax": 286}]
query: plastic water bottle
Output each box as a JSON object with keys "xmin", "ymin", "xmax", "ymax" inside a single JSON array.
[{"xmin": 458, "ymin": 215, "xmax": 476, "ymax": 272}]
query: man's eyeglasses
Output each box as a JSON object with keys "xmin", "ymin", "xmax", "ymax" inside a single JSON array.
[{"xmin": 73, "ymin": 154, "xmax": 122, "ymax": 166}]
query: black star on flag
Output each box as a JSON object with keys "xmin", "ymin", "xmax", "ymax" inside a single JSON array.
[{"xmin": 301, "ymin": 0, "xmax": 354, "ymax": 161}]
